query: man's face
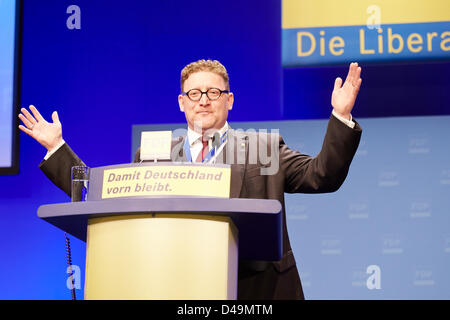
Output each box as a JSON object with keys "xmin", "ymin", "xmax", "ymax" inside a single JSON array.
[{"xmin": 178, "ymin": 71, "xmax": 234, "ymax": 133}]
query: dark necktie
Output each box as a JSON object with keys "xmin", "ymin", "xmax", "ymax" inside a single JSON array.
[{"xmin": 196, "ymin": 138, "xmax": 209, "ymax": 162}]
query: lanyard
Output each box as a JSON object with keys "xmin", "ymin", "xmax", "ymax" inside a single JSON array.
[{"xmin": 184, "ymin": 130, "xmax": 228, "ymax": 163}]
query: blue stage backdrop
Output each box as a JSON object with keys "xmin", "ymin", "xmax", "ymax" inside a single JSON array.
[{"xmin": 0, "ymin": 0, "xmax": 449, "ymax": 299}]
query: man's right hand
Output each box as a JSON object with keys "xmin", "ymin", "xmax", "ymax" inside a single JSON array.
[{"xmin": 18, "ymin": 105, "xmax": 63, "ymax": 151}]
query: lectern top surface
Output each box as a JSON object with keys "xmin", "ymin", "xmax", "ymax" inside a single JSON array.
[{"xmin": 37, "ymin": 197, "xmax": 283, "ymax": 261}]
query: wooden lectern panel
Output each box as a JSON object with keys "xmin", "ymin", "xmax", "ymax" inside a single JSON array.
[{"xmin": 84, "ymin": 213, "xmax": 238, "ymax": 300}]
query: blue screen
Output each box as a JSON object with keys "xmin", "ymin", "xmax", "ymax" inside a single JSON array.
[{"xmin": 0, "ymin": 0, "xmax": 17, "ymax": 171}]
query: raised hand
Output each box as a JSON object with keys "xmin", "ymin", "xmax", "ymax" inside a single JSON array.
[
  {"xmin": 18, "ymin": 105, "xmax": 63, "ymax": 151},
  {"xmin": 331, "ymin": 62, "xmax": 362, "ymax": 120}
]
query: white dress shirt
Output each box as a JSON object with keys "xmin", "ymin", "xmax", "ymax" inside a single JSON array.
[{"xmin": 187, "ymin": 122, "xmax": 229, "ymax": 162}]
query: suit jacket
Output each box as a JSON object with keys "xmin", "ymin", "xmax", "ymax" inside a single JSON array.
[{"xmin": 40, "ymin": 114, "xmax": 362, "ymax": 300}]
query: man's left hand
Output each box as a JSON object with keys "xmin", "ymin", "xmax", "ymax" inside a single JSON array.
[{"xmin": 331, "ymin": 62, "xmax": 362, "ymax": 120}]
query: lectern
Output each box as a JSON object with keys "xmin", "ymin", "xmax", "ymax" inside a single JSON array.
[{"xmin": 38, "ymin": 163, "xmax": 282, "ymax": 300}]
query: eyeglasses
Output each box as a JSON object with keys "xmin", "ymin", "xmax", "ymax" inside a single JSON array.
[{"xmin": 181, "ymin": 88, "xmax": 229, "ymax": 101}]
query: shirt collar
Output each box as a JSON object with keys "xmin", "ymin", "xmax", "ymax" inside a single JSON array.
[{"xmin": 187, "ymin": 122, "xmax": 229, "ymax": 147}]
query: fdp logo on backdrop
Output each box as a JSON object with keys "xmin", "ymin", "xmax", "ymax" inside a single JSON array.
[{"xmin": 282, "ymin": 0, "xmax": 450, "ymax": 66}]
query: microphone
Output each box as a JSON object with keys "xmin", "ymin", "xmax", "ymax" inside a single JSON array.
[
  {"xmin": 210, "ymin": 131, "xmax": 221, "ymax": 164},
  {"xmin": 212, "ymin": 131, "xmax": 221, "ymax": 150}
]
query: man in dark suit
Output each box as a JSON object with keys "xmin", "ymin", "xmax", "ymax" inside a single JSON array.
[{"xmin": 19, "ymin": 59, "xmax": 362, "ymax": 299}]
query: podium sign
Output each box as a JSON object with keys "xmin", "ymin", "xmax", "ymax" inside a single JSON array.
[
  {"xmin": 87, "ymin": 162, "xmax": 231, "ymax": 200},
  {"xmin": 101, "ymin": 164, "xmax": 230, "ymax": 199}
]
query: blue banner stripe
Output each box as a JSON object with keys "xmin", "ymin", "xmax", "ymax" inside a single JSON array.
[{"xmin": 282, "ymin": 21, "xmax": 450, "ymax": 67}]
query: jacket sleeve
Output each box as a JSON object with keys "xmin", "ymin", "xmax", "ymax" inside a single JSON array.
[
  {"xmin": 39, "ymin": 143, "xmax": 85, "ymax": 197},
  {"xmin": 282, "ymin": 113, "xmax": 362, "ymax": 193}
]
